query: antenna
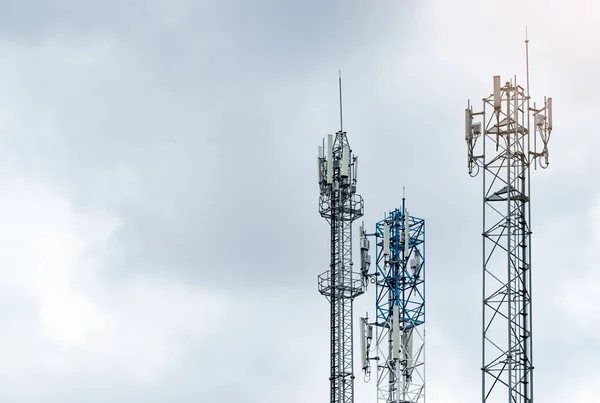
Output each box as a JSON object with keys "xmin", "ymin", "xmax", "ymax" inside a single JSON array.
[
  {"xmin": 339, "ymin": 70, "xmax": 344, "ymax": 133},
  {"xmin": 525, "ymin": 27, "xmax": 537, "ymax": 168},
  {"xmin": 525, "ymin": 26, "xmax": 530, "ymax": 98}
]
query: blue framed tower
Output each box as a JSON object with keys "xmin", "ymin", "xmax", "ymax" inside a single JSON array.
[{"xmin": 360, "ymin": 198, "xmax": 425, "ymax": 403}]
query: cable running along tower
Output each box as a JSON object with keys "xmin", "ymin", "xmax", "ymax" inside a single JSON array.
[
  {"xmin": 317, "ymin": 74, "xmax": 365, "ymax": 403},
  {"xmin": 359, "ymin": 198, "xmax": 426, "ymax": 403},
  {"xmin": 464, "ymin": 36, "xmax": 553, "ymax": 403}
]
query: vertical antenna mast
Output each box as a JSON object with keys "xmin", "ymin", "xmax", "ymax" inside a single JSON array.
[
  {"xmin": 339, "ymin": 70, "xmax": 344, "ymax": 133},
  {"xmin": 525, "ymin": 27, "xmax": 530, "ymax": 97},
  {"xmin": 317, "ymin": 75, "xmax": 365, "ymax": 403},
  {"xmin": 525, "ymin": 27, "xmax": 536, "ymax": 169},
  {"xmin": 464, "ymin": 38, "xmax": 554, "ymax": 403}
]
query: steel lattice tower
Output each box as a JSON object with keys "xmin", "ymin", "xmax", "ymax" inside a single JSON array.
[
  {"xmin": 317, "ymin": 77, "xmax": 365, "ymax": 403},
  {"xmin": 464, "ymin": 39, "xmax": 553, "ymax": 403},
  {"xmin": 359, "ymin": 198, "xmax": 426, "ymax": 403}
]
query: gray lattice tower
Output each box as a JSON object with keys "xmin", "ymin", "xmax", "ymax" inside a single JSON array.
[
  {"xmin": 465, "ymin": 57, "xmax": 553, "ymax": 403},
  {"xmin": 317, "ymin": 122, "xmax": 365, "ymax": 403}
]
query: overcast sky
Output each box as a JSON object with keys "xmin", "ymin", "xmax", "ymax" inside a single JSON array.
[{"xmin": 0, "ymin": 1, "xmax": 598, "ymax": 402}]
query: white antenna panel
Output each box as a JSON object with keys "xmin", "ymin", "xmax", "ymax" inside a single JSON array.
[
  {"xmin": 411, "ymin": 254, "xmax": 421, "ymax": 277},
  {"xmin": 341, "ymin": 147, "xmax": 349, "ymax": 177},
  {"xmin": 404, "ymin": 328, "xmax": 414, "ymax": 376},
  {"xmin": 494, "ymin": 76, "xmax": 501, "ymax": 109},
  {"xmin": 326, "ymin": 134, "xmax": 333, "ymax": 184},
  {"xmin": 360, "ymin": 318, "xmax": 368, "ymax": 370},
  {"xmin": 548, "ymin": 97, "xmax": 553, "ymax": 130},
  {"xmin": 318, "ymin": 146, "xmax": 323, "ymax": 182},
  {"xmin": 392, "ymin": 304, "xmax": 399, "ymax": 360},
  {"xmin": 383, "ymin": 223, "xmax": 390, "ymax": 256},
  {"xmin": 318, "ymin": 157, "xmax": 322, "ymax": 182},
  {"xmin": 465, "ymin": 109, "xmax": 472, "ymax": 140},
  {"xmin": 404, "ymin": 211, "xmax": 410, "ymax": 257}
]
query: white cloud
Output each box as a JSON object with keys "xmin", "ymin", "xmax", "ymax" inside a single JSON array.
[
  {"xmin": 560, "ymin": 195, "xmax": 600, "ymax": 328},
  {"xmin": 0, "ymin": 176, "xmax": 231, "ymax": 396}
]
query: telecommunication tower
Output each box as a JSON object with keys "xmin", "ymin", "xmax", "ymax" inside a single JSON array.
[
  {"xmin": 317, "ymin": 74, "xmax": 365, "ymax": 403},
  {"xmin": 464, "ymin": 36, "xmax": 553, "ymax": 403},
  {"xmin": 359, "ymin": 197, "xmax": 426, "ymax": 403}
]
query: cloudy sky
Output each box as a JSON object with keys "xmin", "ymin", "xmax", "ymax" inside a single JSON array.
[{"xmin": 0, "ymin": 1, "xmax": 598, "ymax": 402}]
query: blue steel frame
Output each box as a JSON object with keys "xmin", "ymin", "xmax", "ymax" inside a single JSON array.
[
  {"xmin": 375, "ymin": 202, "xmax": 425, "ymax": 337},
  {"xmin": 373, "ymin": 198, "xmax": 425, "ymax": 403}
]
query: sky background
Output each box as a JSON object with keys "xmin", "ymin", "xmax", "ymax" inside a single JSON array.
[{"xmin": 0, "ymin": 1, "xmax": 598, "ymax": 402}]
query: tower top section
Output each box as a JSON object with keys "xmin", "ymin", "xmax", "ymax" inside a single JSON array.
[
  {"xmin": 316, "ymin": 73, "xmax": 362, "ymax": 216},
  {"xmin": 465, "ymin": 35, "xmax": 554, "ymax": 176}
]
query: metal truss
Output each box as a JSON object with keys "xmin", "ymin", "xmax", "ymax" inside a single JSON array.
[
  {"xmin": 318, "ymin": 129, "xmax": 365, "ymax": 403},
  {"xmin": 465, "ymin": 73, "xmax": 553, "ymax": 403},
  {"xmin": 361, "ymin": 199, "xmax": 425, "ymax": 403}
]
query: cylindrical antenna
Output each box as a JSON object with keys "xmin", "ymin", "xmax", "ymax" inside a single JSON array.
[
  {"xmin": 360, "ymin": 317, "xmax": 368, "ymax": 370},
  {"xmin": 493, "ymin": 76, "xmax": 501, "ymax": 110},
  {"xmin": 465, "ymin": 109, "xmax": 472, "ymax": 140},
  {"xmin": 404, "ymin": 209, "xmax": 410, "ymax": 260},
  {"xmin": 547, "ymin": 97, "xmax": 553, "ymax": 131},
  {"xmin": 392, "ymin": 304, "xmax": 399, "ymax": 360},
  {"xmin": 383, "ymin": 223, "xmax": 390, "ymax": 257},
  {"xmin": 342, "ymin": 147, "xmax": 350, "ymax": 177},
  {"xmin": 405, "ymin": 328, "xmax": 414, "ymax": 376},
  {"xmin": 318, "ymin": 145, "xmax": 323, "ymax": 182},
  {"xmin": 326, "ymin": 134, "xmax": 333, "ymax": 184}
]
